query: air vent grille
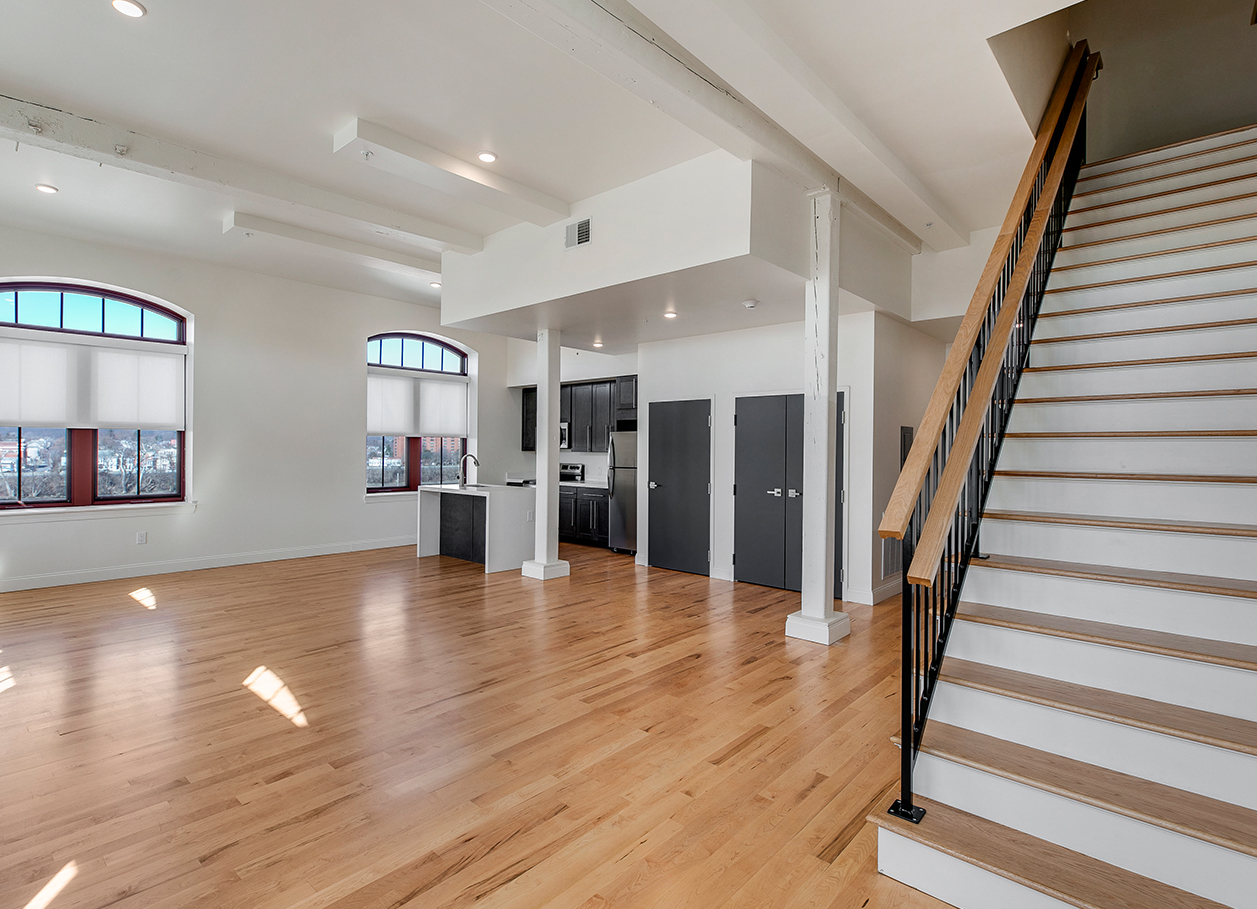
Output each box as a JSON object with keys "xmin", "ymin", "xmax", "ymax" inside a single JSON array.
[
  {"xmin": 565, "ymin": 218, "xmax": 591, "ymax": 249},
  {"xmin": 882, "ymin": 536, "xmax": 903, "ymax": 578}
]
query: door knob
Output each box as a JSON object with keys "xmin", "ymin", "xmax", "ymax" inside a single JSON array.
[
  {"xmin": 787, "ymin": 489, "xmax": 801, "ymax": 498},
  {"xmin": 649, "ymin": 481, "xmax": 658, "ymax": 489},
  {"xmin": 766, "ymin": 488, "xmax": 782, "ymax": 497}
]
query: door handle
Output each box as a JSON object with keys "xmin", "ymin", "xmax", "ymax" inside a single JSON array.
[
  {"xmin": 787, "ymin": 489, "xmax": 801, "ymax": 498},
  {"xmin": 649, "ymin": 481, "xmax": 658, "ymax": 489},
  {"xmin": 766, "ymin": 488, "xmax": 782, "ymax": 497}
]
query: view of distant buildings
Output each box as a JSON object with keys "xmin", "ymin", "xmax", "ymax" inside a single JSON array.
[{"xmin": 0, "ymin": 428, "xmax": 179, "ymax": 501}]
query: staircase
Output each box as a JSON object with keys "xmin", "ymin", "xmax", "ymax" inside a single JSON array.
[{"xmin": 873, "ymin": 126, "xmax": 1257, "ymax": 907}]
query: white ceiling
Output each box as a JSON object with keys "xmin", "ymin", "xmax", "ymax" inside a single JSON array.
[{"xmin": 0, "ymin": 0, "xmax": 1092, "ymax": 323}]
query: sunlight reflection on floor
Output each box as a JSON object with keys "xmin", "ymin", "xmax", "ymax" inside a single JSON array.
[{"xmin": 243, "ymin": 666, "xmax": 309, "ymax": 727}]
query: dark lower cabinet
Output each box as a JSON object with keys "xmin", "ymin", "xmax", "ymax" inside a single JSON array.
[
  {"xmin": 440, "ymin": 494, "xmax": 486, "ymax": 564},
  {"xmin": 560, "ymin": 486, "xmax": 608, "ymax": 547}
]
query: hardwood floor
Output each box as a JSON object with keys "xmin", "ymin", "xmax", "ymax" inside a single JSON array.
[{"xmin": 0, "ymin": 545, "xmax": 947, "ymax": 909}]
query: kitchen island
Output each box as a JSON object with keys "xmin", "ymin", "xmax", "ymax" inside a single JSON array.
[{"xmin": 417, "ymin": 484, "xmax": 536, "ymax": 573}]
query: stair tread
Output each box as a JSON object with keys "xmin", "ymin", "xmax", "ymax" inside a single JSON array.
[
  {"xmin": 1023, "ymin": 348, "xmax": 1257, "ymax": 372},
  {"xmin": 1054, "ymin": 231, "xmax": 1257, "ymax": 272},
  {"xmin": 1081, "ymin": 125, "xmax": 1257, "ymax": 178},
  {"xmin": 977, "ymin": 551, "xmax": 1257, "ymax": 598},
  {"xmin": 1060, "ymin": 211, "xmax": 1257, "ymax": 254},
  {"xmin": 1039, "ymin": 283, "xmax": 1257, "ymax": 319},
  {"xmin": 982, "ymin": 508, "xmax": 1257, "ymax": 538},
  {"xmin": 1061, "ymin": 188, "xmax": 1257, "ymax": 236},
  {"xmin": 1074, "ymin": 152, "xmax": 1257, "ymax": 201},
  {"xmin": 1045, "ymin": 261, "xmax": 1257, "ymax": 296},
  {"xmin": 1070, "ymin": 170, "xmax": 1257, "ymax": 216},
  {"xmin": 994, "ymin": 469, "xmax": 1257, "ymax": 486},
  {"xmin": 1031, "ymin": 315, "xmax": 1257, "ymax": 344},
  {"xmin": 872, "ymin": 795, "xmax": 1231, "ymax": 909},
  {"xmin": 921, "ymin": 721, "xmax": 1257, "ymax": 857},
  {"xmin": 1017, "ymin": 388, "xmax": 1257, "ymax": 405},
  {"xmin": 941, "ymin": 658, "xmax": 1257, "ymax": 756},
  {"xmin": 956, "ymin": 600, "xmax": 1257, "ymax": 672}
]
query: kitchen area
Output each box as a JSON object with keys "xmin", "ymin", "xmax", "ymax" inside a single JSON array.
[{"xmin": 521, "ymin": 373, "xmax": 638, "ymax": 555}]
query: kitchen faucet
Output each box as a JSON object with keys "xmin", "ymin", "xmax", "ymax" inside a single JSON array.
[{"xmin": 458, "ymin": 453, "xmax": 479, "ymax": 487}]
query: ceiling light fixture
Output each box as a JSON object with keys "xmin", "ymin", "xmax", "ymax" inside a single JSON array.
[
  {"xmin": 742, "ymin": 299, "xmax": 758, "ymax": 309},
  {"xmin": 112, "ymin": 0, "xmax": 147, "ymax": 17},
  {"xmin": 478, "ymin": 152, "xmax": 497, "ymax": 163},
  {"xmin": 593, "ymin": 341, "xmax": 603, "ymax": 348},
  {"xmin": 430, "ymin": 281, "xmax": 442, "ymax": 288},
  {"xmin": 35, "ymin": 184, "xmax": 58, "ymax": 194},
  {"xmin": 663, "ymin": 311, "xmax": 677, "ymax": 319}
]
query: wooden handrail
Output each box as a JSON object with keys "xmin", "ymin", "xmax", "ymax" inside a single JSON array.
[
  {"xmin": 906, "ymin": 51, "xmax": 1101, "ymax": 586},
  {"xmin": 878, "ymin": 41, "xmax": 1090, "ymax": 541}
]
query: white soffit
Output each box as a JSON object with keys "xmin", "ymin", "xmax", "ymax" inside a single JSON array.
[
  {"xmin": 334, "ymin": 119, "xmax": 571, "ymax": 227},
  {"xmin": 224, "ymin": 213, "xmax": 442, "ymax": 278}
]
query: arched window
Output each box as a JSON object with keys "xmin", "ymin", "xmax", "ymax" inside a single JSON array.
[
  {"xmin": 365, "ymin": 333, "xmax": 468, "ymax": 491},
  {"xmin": 0, "ymin": 283, "xmax": 187, "ymax": 508}
]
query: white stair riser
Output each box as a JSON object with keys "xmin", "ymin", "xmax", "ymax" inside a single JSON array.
[
  {"xmin": 1062, "ymin": 194, "xmax": 1257, "ymax": 245},
  {"xmin": 914, "ymin": 754, "xmax": 1257, "ymax": 908},
  {"xmin": 1080, "ymin": 130, "xmax": 1257, "ymax": 184},
  {"xmin": 1075, "ymin": 156, "xmax": 1257, "ymax": 207},
  {"xmin": 1066, "ymin": 173, "xmax": 1257, "ymax": 228},
  {"xmin": 877, "ymin": 829, "xmax": 1075, "ymax": 909},
  {"xmin": 1055, "ymin": 215, "xmax": 1257, "ymax": 267},
  {"xmin": 1047, "ymin": 237, "xmax": 1257, "ymax": 290},
  {"xmin": 997, "ymin": 436, "xmax": 1257, "ymax": 475},
  {"xmin": 931, "ymin": 682, "xmax": 1257, "ymax": 810},
  {"xmin": 1035, "ymin": 295, "xmax": 1257, "ymax": 338},
  {"xmin": 948, "ymin": 621, "xmax": 1257, "ymax": 720},
  {"xmin": 1006, "ymin": 395, "xmax": 1257, "ymax": 431},
  {"xmin": 1041, "ymin": 262, "xmax": 1257, "ymax": 311},
  {"xmin": 980, "ymin": 516, "xmax": 1257, "ymax": 581},
  {"xmin": 963, "ymin": 563, "xmax": 1257, "ymax": 645},
  {"xmin": 1029, "ymin": 325, "xmax": 1257, "ymax": 367},
  {"xmin": 1017, "ymin": 360, "xmax": 1257, "ymax": 397}
]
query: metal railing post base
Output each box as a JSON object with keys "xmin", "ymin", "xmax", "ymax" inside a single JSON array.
[{"xmin": 888, "ymin": 800, "xmax": 926, "ymax": 823}]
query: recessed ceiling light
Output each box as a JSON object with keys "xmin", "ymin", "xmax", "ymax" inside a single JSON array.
[
  {"xmin": 742, "ymin": 299, "xmax": 758, "ymax": 309},
  {"xmin": 430, "ymin": 281, "xmax": 442, "ymax": 288},
  {"xmin": 663, "ymin": 311, "xmax": 677, "ymax": 319},
  {"xmin": 112, "ymin": 0, "xmax": 146, "ymax": 17},
  {"xmin": 593, "ymin": 341, "xmax": 603, "ymax": 348},
  {"xmin": 478, "ymin": 152, "xmax": 497, "ymax": 163},
  {"xmin": 35, "ymin": 184, "xmax": 58, "ymax": 194}
]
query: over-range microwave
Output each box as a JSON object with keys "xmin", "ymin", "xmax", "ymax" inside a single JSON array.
[{"xmin": 559, "ymin": 421, "xmax": 570, "ymax": 449}]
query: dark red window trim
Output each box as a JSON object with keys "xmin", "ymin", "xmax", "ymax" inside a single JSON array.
[{"xmin": 0, "ymin": 281, "xmax": 186, "ymax": 345}]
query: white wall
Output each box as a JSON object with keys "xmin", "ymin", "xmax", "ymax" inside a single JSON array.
[
  {"xmin": 988, "ymin": 8, "xmax": 1072, "ymax": 134},
  {"xmin": 505, "ymin": 337, "xmax": 638, "ymax": 387},
  {"xmin": 0, "ymin": 224, "xmax": 528, "ymax": 591},
  {"xmin": 872, "ymin": 313, "xmax": 948, "ymax": 602}
]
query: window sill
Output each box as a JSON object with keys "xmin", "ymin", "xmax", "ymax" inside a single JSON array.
[
  {"xmin": 364, "ymin": 490, "xmax": 418, "ymax": 503},
  {"xmin": 0, "ymin": 500, "xmax": 197, "ymax": 525}
]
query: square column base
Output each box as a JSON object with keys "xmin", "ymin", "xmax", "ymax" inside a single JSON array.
[
  {"xmin": 785, "ymin": 610, "xmax": 851, "ymax": 645},
  {"xmin": 522, "ymin": 559, "xmax": 570, "ymax": 580}
]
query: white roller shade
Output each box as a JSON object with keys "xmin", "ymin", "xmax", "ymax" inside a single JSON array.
[
  {"xmin": 417, "ymin": 378, "xmax": 468, "ymax": 438},
  {"xmin": 0, "ymin": 338, "xmax": 82, "ymax": 427},
  {"xmin": 366, "ymin": 374, "xmax": 415, "ymax": 436},
  {"xmin": 93, "ymin": 348, "xmax": 186, "ymax": 430}
]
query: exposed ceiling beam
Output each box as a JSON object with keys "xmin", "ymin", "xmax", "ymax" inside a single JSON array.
[
  {"xmin": 334, "ymin": 119, "xmax": 571, "ymax": 227},
  {"xmin": 628, "ymin": 0, "xmax": 969, "ymax": 250},
  {"xmin": 224, "ymin": 213, "xmax": 442, "ymax": 278},
  {"xmin": 479, "ymin": 0, "xmax": 921, "ymax": 253},
  {"xmin": 0, "ymin": 92, "xmax": 483, "ymax": 254}
]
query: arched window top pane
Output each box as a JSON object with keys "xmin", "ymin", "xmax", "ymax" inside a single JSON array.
[
  {"xmin": 367, "ymin": 333, "xmax": 466, "ymax": 376},
  {"xmin": 0, "ymin": 283, "xmax": 185, "ymax": 344}
]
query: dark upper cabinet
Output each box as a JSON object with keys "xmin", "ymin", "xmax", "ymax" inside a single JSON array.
[
  {"xmin": 591, "ymin": 381, "xmax": 612, "ymax": 452},
  {"xmin": 521, "ymin": 387, "xmax": 538, "ymax": 452},
  {"xmin": 521, "ymin": 376, "xmax": 635, "ymax": 453},
  {"xmin": 570, "ymin": 383, "xmax": 593, "ymax": 451}
]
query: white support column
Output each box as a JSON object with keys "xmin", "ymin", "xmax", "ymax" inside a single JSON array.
[
  {"xmin": 522, "ymin": 328, "xmax": 571, "ymax": 580},
  {"xmin": 786, "ymin": 192, "xmax": 851, "ymax": 645}
]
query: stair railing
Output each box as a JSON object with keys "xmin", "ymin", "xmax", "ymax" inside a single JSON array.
[{"xmin": 878, "ymin": 44, "xmax": 1100, "ymax": 823}]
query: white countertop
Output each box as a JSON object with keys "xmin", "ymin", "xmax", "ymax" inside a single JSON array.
[{"xmin": 559, "ymin": 480, "xmax": 608, "ymax": 489}]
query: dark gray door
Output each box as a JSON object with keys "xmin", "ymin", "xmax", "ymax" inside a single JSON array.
[
  {"xmin": 834, "ymin": 391, "xmax": 845, "ymax": 601},
  {"xmin": 648, "ymin": 399, "xmax": 710, "ymax": 575},
  {"xmin": 734, "ymin": 395, "xmax": 788, "ymax": 588},
  {"xmin": 784, "ymin": 394, "xmax": 804, "ymax": 591}
]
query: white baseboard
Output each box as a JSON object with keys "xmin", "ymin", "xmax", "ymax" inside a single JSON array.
[
  {"xmin": 0, "ymin": 535, "xmax": 418, "ymax": 592},
  {"xmin": 847, "ymin": 577, "xmax": 901, "ymax": 606}
]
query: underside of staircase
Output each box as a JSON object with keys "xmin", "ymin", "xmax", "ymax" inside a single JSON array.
[{"xmin": 872, "ymin": 123, "xmax": 1257, "ymax": 908}]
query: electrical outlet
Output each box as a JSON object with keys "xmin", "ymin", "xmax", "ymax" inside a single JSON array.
[{"xmin": 136, "ymin": 532, "xmax": 147, "ymax": 545}]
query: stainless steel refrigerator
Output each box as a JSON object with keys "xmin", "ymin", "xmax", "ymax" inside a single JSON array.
[{"xmin": 608, "ymin": 431, "xmax": 637, "ymax": 553}]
